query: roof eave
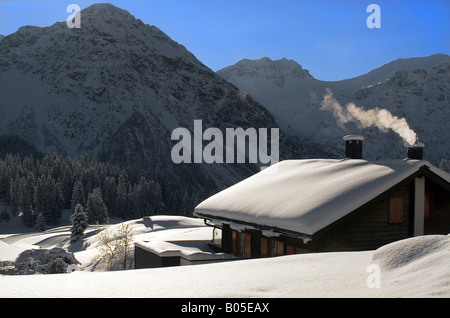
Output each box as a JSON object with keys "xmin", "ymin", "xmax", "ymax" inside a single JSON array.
[{"xmin": 194, "ymin": 211, "xmax": 313, "ymax": 244}]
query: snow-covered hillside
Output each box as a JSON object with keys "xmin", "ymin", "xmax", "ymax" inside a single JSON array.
[
  {"xmin": 218, "ymin": 55, "xmax": 450, "ymax": 165},
  {"xmin": 0, "ymin": 211, "xmax": 211, "ymax": 272},
  {"xmin": 0, "ymin": 214, "xmax": 448, "ymax": 298}
]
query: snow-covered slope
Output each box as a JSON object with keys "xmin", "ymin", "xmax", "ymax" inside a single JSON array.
[
  {"xmin": 0, "ymin": 214, "xmax": 448, "ymax": 298},
  {"xmin": 218, "ymin": 54, "xmax": 450, "ymax": 165},
  {"xmin": 218, "ymin": 57, "xmax": 315, "ymax": 87},
  {"xmin": 0, "ymin": 3, "xmax": 232, "ymax": 157}
]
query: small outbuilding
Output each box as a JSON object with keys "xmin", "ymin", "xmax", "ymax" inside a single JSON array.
[{"xmin": 134, "ymin": 216, "xmax": 237, "ymax": 269}]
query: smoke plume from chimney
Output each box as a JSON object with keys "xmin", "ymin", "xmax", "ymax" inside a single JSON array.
[{"xmin": 321, "ymin": 89, "xmax": 417, "ymax": 145}]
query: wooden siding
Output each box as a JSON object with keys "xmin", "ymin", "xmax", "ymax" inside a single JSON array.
[
  {"xmin": 220, "ymin": 181, "xmax": 418, "ymax": 255},
  {"xmin": 134, "ymin": 246, "xmax": 180, "ymax": 269},
  {"xmin": 424, "ymin": 178, "xmax": 450, "ymax": 235},
  {"xmin": 315, "ymin": 181, "xmax": 413, "ymax": 251},
  {"xmin": 222, "ymin": 224, "xmax": 232, "ymax": 254}
]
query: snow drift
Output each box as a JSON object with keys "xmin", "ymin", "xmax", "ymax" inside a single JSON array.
[{"xmin": 0, "ymin": 215, "xmax": 448, "ymax": 298}]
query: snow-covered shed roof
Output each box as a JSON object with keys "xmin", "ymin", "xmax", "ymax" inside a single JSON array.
[
  {"xmin": 133, "ymin": 217, "xmax": 236, "ymax": 261},
  {"xmin": 134, "ymin": 226, "xmax": 234, "ymax": 261},
  {"xmin": 194, "ymin": 159, "xmax": 450, "ymax": 239}
]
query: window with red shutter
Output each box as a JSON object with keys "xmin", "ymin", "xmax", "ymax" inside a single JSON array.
[
  {"xmin": 261, "ymin": 237, "xmax": 268, "ymax": 258},
  {"xmin": 389, "ymin": 197, "xmax": 404, "ymax": 223},
  {"xmin": 286, "ymin": 245, "xmax": 295, "ymax": 255}
]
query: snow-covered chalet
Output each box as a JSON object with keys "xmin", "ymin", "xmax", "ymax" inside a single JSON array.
[{"xmin": 194, "ymin": 136, "xmax": 450, "ymax": 257}]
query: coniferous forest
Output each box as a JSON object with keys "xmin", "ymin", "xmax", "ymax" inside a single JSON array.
[{"xmin": 0, "ymin": 153, "xmax": 164, "ymax": 228}]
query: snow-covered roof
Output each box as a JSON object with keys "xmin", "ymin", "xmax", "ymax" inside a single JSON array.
[
  {"xmin": 134, "ymin": 226, "xmax": 234, "ymax": 261},
  {"xmin": 194, "ymin": 159, "xmax": 450, "ymax": 238}
]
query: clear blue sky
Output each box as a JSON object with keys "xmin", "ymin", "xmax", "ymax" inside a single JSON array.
[{"xmin": 0, "ymin": 0, "xmax": 449, "ymax": 81}]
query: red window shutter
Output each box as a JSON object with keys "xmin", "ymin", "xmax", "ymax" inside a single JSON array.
[
  {"xmin": 261, "ymin": 237, "xmax": 268, "ymax": 258},
  {"xmin": 389, "ymin": 198, "xmax": 403, "ymax": 223},
  {"xmin": 232, "ymin": 231, "xmax": 237, "ymax": 255},
  {"xmin": 245, "ymin": 233, "xmax": 251, "ymax": 258},
  {"xmin": 286, "ymin": 245, "xmax": 295, "ymax": 255}
]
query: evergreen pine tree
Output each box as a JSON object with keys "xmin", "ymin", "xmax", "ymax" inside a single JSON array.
[
  {"xmin": 34, "ymin": 176, "xmax": 63, "ymax": 226},
  {"xmin": 61, "ymin": 164, "xmax": 74, "ymax": 209},
  {"xmin": 34, "ymin": 211, "xmax": 46, "ymax": 231},
  {"xmin": 21, "ymin": 173, "xmax": 36, "ymax": 227},
  {"xmin": 71, "ymin": 180, "xmax": 86, "ymax": 212},
  {"xmin": 9, "ymin": 175, "xmax": 20, "ymax": 216},
  {"xmin": 0, "ymin": 161, "xmax": 9, "ymax": 202},
  {"xmin": 440, "ymin": 159, "xmax": 450, "ymax": 172},
  {"xmin": 86, "ymin": 187, "xmax": 109, "ymax": 225},
  {"xmin": 102, "ymin": 176, "xmax": 117, "ymax": 217},
  {"xmin": 151, "ymin": 181, "xmax": 163, "ymax": 215},
  {"xmin": 47, "ymin": 177, "xmax": 64, "ymax": 225},
  {"xmin": 116, "ymin": 175, "xmax": 128, "ymax": 220},
  {"xmin": 70, "ymin": 203, "xmax": 88, "ymax": 243},
  {"xmin": 135, "ymin": 177, "xmax": 150, "ymax": 218},
  {"xmin": 34, "ymin": 176, "xmax": 47, "ymax": 221},
  {"xmin": 127, "ymin": 184, "xmax": 137, "ymax": 219}
]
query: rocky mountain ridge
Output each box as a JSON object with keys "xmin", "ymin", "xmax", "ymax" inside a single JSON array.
[
  {"xmin": 0, "ymin": 4, "xmax": 314, "ymax": 213},
  {"xmin": 218, "ymin": 54, "xmax": 450, "ymax": 165}
]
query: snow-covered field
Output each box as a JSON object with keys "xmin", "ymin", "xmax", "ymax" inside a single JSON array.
[{"xmin": 0, "ymin": 212, "xmax": 449, "ymax": 298}]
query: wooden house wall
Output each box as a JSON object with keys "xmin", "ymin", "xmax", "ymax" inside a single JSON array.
[
  {"xmin": 316, "ymin": 181, "xmax": 413, "ymax": 251},
  {"xmin": 220, "ymin": 181, "xmax": 417, "ymax": 256},
  {"xmin": 134, "ymin": 246, "xmax": 180, "ymax": 269},
  {"xmin": 424, "ymin": 178, "xmax": 450, "ymax": 235}
]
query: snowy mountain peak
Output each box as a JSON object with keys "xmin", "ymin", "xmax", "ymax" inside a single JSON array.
[
  {"xmin": 82, "ymin": 2, "xmax": 129, "ymax": 15},
  {"xmin": 218, "ymin": 57, "xmax": 315, "ymax": 87},
  {"xmin": 78, "ymin": 3, "xmax": 147, "ymax": 32},
  {"xmin": 0, "ymin": 3, "xmax": 297, "ymax": 212}
]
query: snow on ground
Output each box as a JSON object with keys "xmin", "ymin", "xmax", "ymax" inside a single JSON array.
[{"xmin": 0, "ymin": 212, "xmax": 449, "ymax": 298}]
